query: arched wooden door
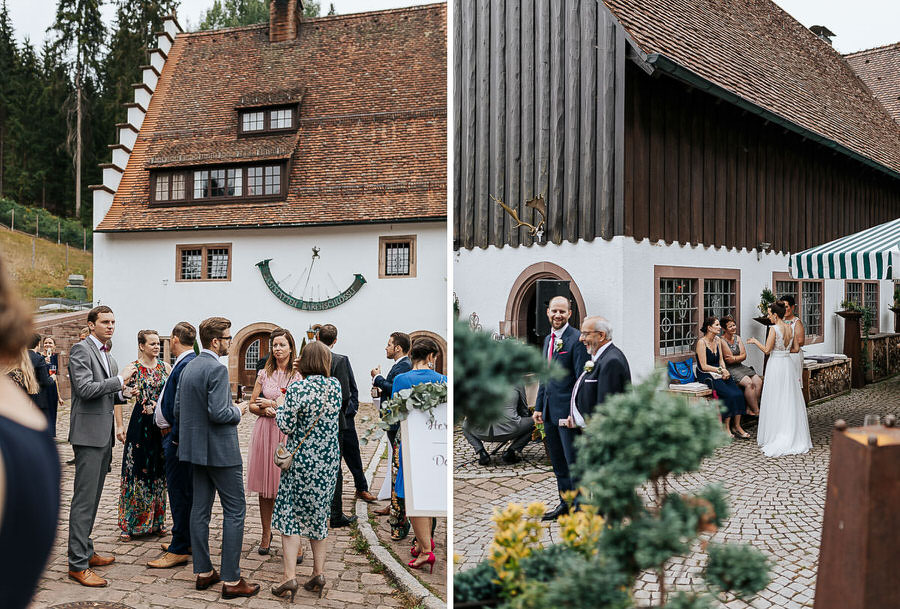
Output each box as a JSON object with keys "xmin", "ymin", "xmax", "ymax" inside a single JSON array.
[
  {"xmin": 238, "ymin": 331, "xmax": 270, "ymax": 387},
  {"xmin": 409, "ymin": 330, "xmax": 447, "ymax": 375}
]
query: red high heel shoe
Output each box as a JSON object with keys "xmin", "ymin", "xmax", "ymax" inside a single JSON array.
[
  {"xmin": 410, "ymin": 538, "xmax": 436, "ymax": 557},
  {"xmin": 408, "ymin": 552, "xmax": 436, "ymax": 574}
]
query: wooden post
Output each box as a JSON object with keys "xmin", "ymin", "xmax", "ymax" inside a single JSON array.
[
  {"xmin": 31, "ymin": 237, "xmax": 35, "ymax": 269},
  {"xmin": 57, "ymin": 218, "xmax": 61, "ymax": 244},
  {"xmin": 66, "ymin": 243, "xmax": 69, "ymax": 273},
  {"xmin": 9, "ymin": 208, "xmax": 13, "ymax": 231},
  {"xmin": 837, "ymin": 310, "xmax": 864, "ymax": 389},
  {"xmin": 35, "ymin": 214, "xmax": 39, "ymax": 237},
  {"xmin": 83, "ymin": 227, "xmax": 86, "ymax": 251}
]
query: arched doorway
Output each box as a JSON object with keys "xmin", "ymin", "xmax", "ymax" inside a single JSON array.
[
  {"xmin": 504, "ymin": 262, "xmax": 587, "ymax": 348},
  {"xmin": 409, "ymin": 330, "xmax": 447, "ymax": 375},
  {"xmin": 229, "ymin": 322, "xmax": 279, "ymax": 393}
]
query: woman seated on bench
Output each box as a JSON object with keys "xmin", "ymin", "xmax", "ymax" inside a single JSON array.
[
  {"xmin": 695, "ymin": 316, "xmax": 748, "ymax": 439},
  {"xmin": 720, "ymin": 315, "xmax": 762, "ymax": 416}
]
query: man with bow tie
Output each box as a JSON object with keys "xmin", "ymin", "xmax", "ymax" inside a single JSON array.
[
  {"xmin": 533, "ymin": 296, "xmax": 588, "ymax": 521},
  {"xmin": 571, "ymin": 316, "xmax": 631, "ymax": 431}
]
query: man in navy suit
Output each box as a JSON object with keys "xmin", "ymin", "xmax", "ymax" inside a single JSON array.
[
  {"xmin": 533, "ymin": 296, "xmax": 589, "ymax": 521},
  {"xmin": 572, "ymin": 316, "xmax": 631, "ymax": 429},
  {"xmin": 370, "ymin": 332, "xmax": 412, "ymax": 515},
  {"xmin": 148, "ymin": 322, "xmax": 197, "ymax": 569}
]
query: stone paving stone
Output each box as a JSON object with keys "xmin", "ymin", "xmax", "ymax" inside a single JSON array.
[
  {"xmin": 454, "ymin": 377, "xmax": 900, "ymax": 609},
  {"xmin": 30, "ymin": 402, "xmax": 419, "ymax": 608}
]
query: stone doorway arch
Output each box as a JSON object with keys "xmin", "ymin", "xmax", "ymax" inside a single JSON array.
[
  {"xmin": 504, "ymin": 262, "xmax": 587, "ymax": 347},
  {"xmin": 408, "ymin": 330, "xmax": 447, "ymax": 375},
  {"xmin": 229, "ymin": 322, "xmax": 279, "ymax": 395}
]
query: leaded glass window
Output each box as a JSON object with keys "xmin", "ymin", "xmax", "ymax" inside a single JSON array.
[
  {"xmin": 180, "ymin": 249, "xmax": 202, "ymax": 280},
  {"xmin": 245, "ymin": 339, "xmax": 260, "ymax": 370},
  {"xmin": 659, "ymin": 278, "xmax": 697, "ymax": 356}
]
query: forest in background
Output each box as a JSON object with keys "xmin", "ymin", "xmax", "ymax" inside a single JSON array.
[{"xmin": 0, "ymin": 0, "xmax": 326, "ymax": 226}]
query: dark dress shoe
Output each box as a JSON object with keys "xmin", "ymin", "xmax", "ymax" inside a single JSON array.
[
  {"xmin": 373, "ymin": 505, "xmax": 390, "ymax": 516},
  {"xmin": 477, "ymin": 449, "xmax": 490, "ymax": 466},
  {"xmin": 501, "ymin": 450, "xmax": 522, "ymax": 464},
  {"xmin": 195, "ymin": 569, "xmax": 220, "ymax": 591},
  {"xmin": 330, "ymin": 514, "xmax": 358, "ymax": 528},
  {"xmin": 356, "ymin": 489, "xmax": 377, "ymax": 502},
  {"xmin": 222, "ymin": 578, "xmax": 260, "ymax": 599},
  {"xmin": 541, "ymin": 503, "xmax": 569, "ymax": 521},
  {"xmin": 65, "ymin": 457, "xmax": 76, "ymax": 465}
]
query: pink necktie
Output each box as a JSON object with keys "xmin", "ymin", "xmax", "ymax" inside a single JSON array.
[{"xmin": 548, "ymin": 333, "xmax": 556, "ymax": 363}]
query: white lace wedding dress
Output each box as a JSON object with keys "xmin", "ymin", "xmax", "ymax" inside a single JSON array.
[{"xmin": 757, "ymin": 323, "xmax": 813, "ymax": 457}]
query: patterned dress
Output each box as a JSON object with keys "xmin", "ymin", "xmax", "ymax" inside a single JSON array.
[
  {"xmin": 247, "ymin": 368, "xmax": 301, "ymax": 498},
  {"xmin": 118, "ymin": 360, "xmax": 168, "ymax": 536},
  {"xmin": 272, "ymin": 375, "xmax": 342, "ymax": 540}
]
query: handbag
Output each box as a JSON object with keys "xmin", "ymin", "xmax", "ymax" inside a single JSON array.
[
  {"xmin": 273, "ymin": 409, "xmax": 325, "ymax": 471},
  {"xmin": 667, "ymin": 357, "xmax": 695, "ymax": 384}
]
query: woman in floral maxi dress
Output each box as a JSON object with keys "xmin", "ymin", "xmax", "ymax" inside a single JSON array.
[{"xmin": 116, "ymin": 330, "xmax": 169, "ymax": 540}]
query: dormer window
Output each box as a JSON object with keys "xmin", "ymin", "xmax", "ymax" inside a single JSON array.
[
  {"xmin": 150, "ymin": 162, "xmax": 286, "ymax": 205},
  {"xmin": 239, "ymin": 105, "xmax": 296, "ymax": 135}
]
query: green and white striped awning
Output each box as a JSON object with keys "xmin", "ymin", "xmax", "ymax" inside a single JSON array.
[{"xmin": 790, "ymin": 217, "xmax": 900, "ymax": 280}]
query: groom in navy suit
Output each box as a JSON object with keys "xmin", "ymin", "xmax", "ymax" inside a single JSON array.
[{"xmin": 533, "ymin": 296, "xmax": 589, "ymax": 521}]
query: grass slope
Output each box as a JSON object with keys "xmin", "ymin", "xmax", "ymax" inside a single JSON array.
[{"xmin": 0, "ymin": 228, "xmax": 93, "ymax": 300}]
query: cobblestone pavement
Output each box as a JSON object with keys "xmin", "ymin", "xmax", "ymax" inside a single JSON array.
[
  {"xmin": 31, "ymin": 401, "xmax": 431, "ymax": 609},
  {"xmin": 453, "ymin": 377, "xmax": 900, "ymax": 608}
]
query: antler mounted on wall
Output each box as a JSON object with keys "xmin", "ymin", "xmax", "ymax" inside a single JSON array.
[{"xmin": 490, "ymin": 194, "xmax": 547, "ymax": 239}]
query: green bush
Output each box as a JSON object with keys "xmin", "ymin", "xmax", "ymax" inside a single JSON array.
[
  {"xmin": 704, "ymin": 543, "xmax": 771, "ymax": 601},
  {"xmin": 453, "ymin": 560, "xmax": 502, "ymax": 604},
  {"xmin": 0, "ymin": 198, "xmax": 91, "ymax": 250}
]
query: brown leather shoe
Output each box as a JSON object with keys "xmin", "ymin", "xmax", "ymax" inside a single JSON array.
[
  {"xmin": 221, "ymin": 578, "xmax": 260, "ymax": 599},
  {"xmin": 147, "ymin": 552, "xmax": 190, "ymax": 569},
  {"xmin": 195, "ymin": 569, "xmax": 220, "ymax": 591},
  {"xmin": 161, "ymin": 543, "xmax": 191, "ymax": 553},
  {"xmin": 88, "ymin": 553, "xmax": 115, "ymax": 567},
  {"xmin": 356, "ymin": 490, "xmax": 377, "ymax": 503},
  {"xmin": 68, "ymin": 568, "xmax": 108, "ymax": 587},
  {"xmin": 373, "ymin": 505, "xmax": 390, "ymax": 516}
]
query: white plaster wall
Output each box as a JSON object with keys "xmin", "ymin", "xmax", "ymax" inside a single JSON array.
[
  {"xmin": 454, "ymin": 237, "xmax": 895, "ymax": 381},
  {"xmin": 93, "ymin": 222, "xmax": 447, "ymax": 394}
]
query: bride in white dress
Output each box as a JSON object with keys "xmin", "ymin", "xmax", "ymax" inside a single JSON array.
[{"xmin": 746, "ymin": 302, "xmax": 813, "ymax": 457}]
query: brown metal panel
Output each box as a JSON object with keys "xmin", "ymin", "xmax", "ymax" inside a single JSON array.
[
  {"xmin": 648, "ymin": 82, "xmax": 665, "ymax": 243},
  {"xmin": 664, "ymin": 85, "xmax": 679, "ymax": 245},
  {"xmin": 489, "ymin": 0, "xmax": 506, "ymax": 247},
  {"xmin": 563, "ymin": 0, "xmax": 580, "ymax": 243}
]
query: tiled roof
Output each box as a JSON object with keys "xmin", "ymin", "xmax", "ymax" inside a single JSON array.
[
  {"xmin": 844, "ymin": 43, "xmax": 900, "ymax": 125},
  {"xmin": 97, "ymin": 3, "xmax": 447, "ymax": 232},
  {"xmin": 602, "ymin": 0, "xmax": 900, "ymax": 176}
]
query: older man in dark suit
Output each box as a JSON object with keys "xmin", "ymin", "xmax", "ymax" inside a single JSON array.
[
  {"xmin": 571, "ymin": 315, "xmax": 631, "ymax": 427},
  {"xmin": 67, "ymin": 306, "xmax": 137, "ymax": 587},
  {"xmin": 175, "ymin": 317, "xmax": 258, "ymax": 599},
  {"xmin": 533, "ymin": 296, "xmax": 589, "ymax": 521}
]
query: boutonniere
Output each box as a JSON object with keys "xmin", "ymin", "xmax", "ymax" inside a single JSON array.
[
  {"xmin": 280, "ymin": 387, "xmax": 287, "ymax": 395},
  {"xmin": 554, "ymin": 337, "xmax": 564, "ymax": 353},
  {"xmin": 584, "ymin": 361, "xmax": 594, "ymax": 373}
]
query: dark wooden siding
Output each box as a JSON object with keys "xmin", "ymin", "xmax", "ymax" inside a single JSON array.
[
  {"xmin": 453, "ymin": 0, "xmax": 624, "ymax": 249},
  {"xmin": 624, "ymin": 64, "xmax": 900, "ymax": 254}
]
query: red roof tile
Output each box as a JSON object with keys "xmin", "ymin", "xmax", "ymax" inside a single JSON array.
[
  {"xmin": 602, "ymin": 0, "xmax": 900, "ymax": 176},
  {"xmin": 97, "ymin": 3, "xmax": 447, "ymax": 232},
  {"xmin": 844, "ymin": 43, "xmax": 900, "ymax": 125}
]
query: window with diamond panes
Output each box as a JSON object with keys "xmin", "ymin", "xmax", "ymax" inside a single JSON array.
[
  {"xmin": 177, "ymin": 244, "xmax": 231, "ymax": 282},
  {"xmin": 659, "ymin": 278, "xmax": 697, "ymax": 356},
  {"xmin": 703, "ymin": 279, "xmax": 737, "ymax": 320},
  {"xmin": 245, "ymin": 339, "xmax": 260, "ymax": 370}
]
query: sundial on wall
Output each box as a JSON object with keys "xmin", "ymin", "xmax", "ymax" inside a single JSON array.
[{"xmin": 256, "ymin": 247, "xmax": 366, "ymax": 311}]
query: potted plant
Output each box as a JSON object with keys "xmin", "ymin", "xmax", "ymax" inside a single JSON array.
[{"xmin": 754, "ymin": 287, "xmax": 776, "ymax": 326}]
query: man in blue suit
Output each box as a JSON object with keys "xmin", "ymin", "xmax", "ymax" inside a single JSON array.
[
  {"xmin": 533, "ymin": 296, "xmax": 589, "ymax": 521},
  {"xmin": 148, "ymin": 321, "xmax": 197, "ymax": 569},
  {"xmin": 370, "ymin": 332, "xmax": 412, "ymax": 515}
]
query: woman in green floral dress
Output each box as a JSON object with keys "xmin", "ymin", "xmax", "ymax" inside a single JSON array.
[{"xmin": 271, "ymin": 342, "xmax": 342, "ymax": 600}]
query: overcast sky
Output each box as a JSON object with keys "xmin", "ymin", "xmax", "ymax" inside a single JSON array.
[{"xmin": 5, "ymin": 0, "xmax": 899, "ymax": 54}]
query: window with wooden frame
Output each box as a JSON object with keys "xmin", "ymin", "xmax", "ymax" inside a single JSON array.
[
  {"xmin": 845, "ymin": 280, "xmax": 880, "ymax": 333},
  {"xmin": 176, "ymin": 244, "xmax": 232, "ymax": 282},
  {"xmin": 150, "ymin": 163, "xmax": 286, "ymax": 205},
  {"xmin": 378, "ymin": 235, "xmax": 417, "ymax": 278},
  {"xmin": 238, "ymin": 105, "xmax": 297, "ymax": 135},
  {"xmin": 772, "ymin": 272, "xmax": 825, "ymax": 344},
  {"xmin": 654, "ymin": 266, "xmax": 741, "ymax": 360}
]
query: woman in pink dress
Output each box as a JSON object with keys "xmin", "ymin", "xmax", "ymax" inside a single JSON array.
[{"xmin": 247, "ymin": 328, "xmax": 300, "ymax": 557}]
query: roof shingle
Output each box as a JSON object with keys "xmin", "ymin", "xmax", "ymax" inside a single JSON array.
[
  {"xmin": 844, "ymin": 43, "xmax": 900, "ymax": 125},
  {"xmin": 97, "ymin": 3, "xmax": 447, "ymax": 232}
]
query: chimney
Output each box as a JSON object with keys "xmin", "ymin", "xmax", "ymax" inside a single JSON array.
[
  {"xmin": 809, "ymin": 25, "xmax": 836, "ymax": 46},
  {"xmin": 270, "ymin": 0, "xmax": 304, "ymax": 43}
]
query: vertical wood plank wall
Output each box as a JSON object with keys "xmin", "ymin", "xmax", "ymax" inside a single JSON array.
[
  {"xmin": 624, "ymin": 64, "xmax": 900, "ymax": 254},
  {"xmin": 453, "ymin": 0, "xmax": 622, "ymax": 249}
]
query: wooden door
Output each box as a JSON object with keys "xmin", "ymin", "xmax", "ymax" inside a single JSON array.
[{"xmin": 238, "ymin": 331, "xmax": 270, "ymax": 387}]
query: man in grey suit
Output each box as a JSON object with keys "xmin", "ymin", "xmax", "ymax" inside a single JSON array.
[
  {"xmin": 174, "ymin": 317, "xmax": 259, "ymax": 599},
  {"xmin": 67, "ymin": 306, "xmax": 137, "ymax": 587}
]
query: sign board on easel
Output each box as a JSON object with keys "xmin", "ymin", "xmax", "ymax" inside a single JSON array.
[{"xmin": 400, "ymin": 402, "xmax": 447, "ymax": 517}]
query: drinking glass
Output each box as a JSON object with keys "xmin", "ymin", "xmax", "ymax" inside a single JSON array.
[{"xmin": 863, "ymin": 414, "xmax": 880, "ymax": 427}]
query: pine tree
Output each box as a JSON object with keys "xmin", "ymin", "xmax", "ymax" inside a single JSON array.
[
  {"xmin": 7, "ymin": 38, "xmax": 42, "ymax": 205},
  {"xmin": 198, "ymin": 0, "xmax": 321, "ymax": 31},
  {"xmin": 38, "ymin": 40, "xmax": 75, "ymax": 214},
  {"xmin": 0, "ymin": 0, "xmax": 17, "ymax": 198},
  {"xmin": 48, "ymin": 0, "xmax": 105, "ymax": 221}
]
